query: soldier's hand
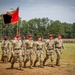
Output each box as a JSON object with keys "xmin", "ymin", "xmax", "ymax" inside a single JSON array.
[
  {"xmin": 61, "ymin": 50, "xmax": 63, "ymax": 54},
  {"xmin": 24, "ymin": 52, "xmax": 28, "ymax": 54},
  {"xmin": 63, "ymin": 47, "xmax": 66, "ymax": 50},
  {"xmin": 47, "ymin": 50, "xmax": 49, "ymax": 52}
]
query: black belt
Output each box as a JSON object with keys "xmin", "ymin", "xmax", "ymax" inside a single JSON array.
[
  {"xmin": 14, "ymin": 48, "xmax": 21, "ymax": 50},
  {"xmin": 27, "ymin": 47, "xmax": 33, "ymax": 49},
  {"xmin": 55, "ymin": 47, "xmax": 61, "ymax": 49},
  {"xmin": 47, "ymin": 48, "xmax": 53, "ymax": 50},
  {"xmin": 37, "ymin": 48, "xmax": 42, "ymax": 50}
]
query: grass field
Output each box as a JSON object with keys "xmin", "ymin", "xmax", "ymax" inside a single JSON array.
[{"xmin": 0, "ymin": 43, "xmax": 75, "ymax": 75}]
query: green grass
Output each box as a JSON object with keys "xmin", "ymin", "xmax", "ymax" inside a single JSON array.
[{"xmin": 61, "ymin": 43, "xmax": 75, "ymax": 61}]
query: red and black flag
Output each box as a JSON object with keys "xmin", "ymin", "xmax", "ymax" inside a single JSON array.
[
  {"xmin": 2, "ymin": 14, "xmax": 12, "ymax": 24},
  {"xmin": 2, "ymin": 7, "xmax": 19, "ymax": 24}
]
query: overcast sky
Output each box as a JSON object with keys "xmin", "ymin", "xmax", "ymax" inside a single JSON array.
[{"xmin": 0, "ymin": 0, "xmax": 75, "ymax": 23}]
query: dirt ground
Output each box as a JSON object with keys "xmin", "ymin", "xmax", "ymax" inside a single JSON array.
[{"xmin": 0, "ymin": 59, "xmax": 75, "ymax": 75}]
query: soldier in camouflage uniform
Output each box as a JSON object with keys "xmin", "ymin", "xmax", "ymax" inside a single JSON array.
[
  {"xmin": 21, "ymin": 35, "xmax": 26, "ymax": 62},
  {"xmin": 55, "ymin": 34, "xmax": 64, "ymax": 66},
  {"xmin": 24, "ymin": 34, "xmax": 35, "ymax": 69},
  {"xmin": 1, "ymin": 36, "xmax": 10, "ymax": 63},
  {"xmin": 11, "ymin": 35, "xmax": 23, "ymax": 70},
  {"xmin": 43, "ymin": 34, "xmax": 55, "ymax": 67},
  {"xmin": 9, "ymin": 36, "xmax": 17, "ymax": 62},
  {"xmin": 34, "ymin": 36, "xmax": 45, "ymax": 68}
]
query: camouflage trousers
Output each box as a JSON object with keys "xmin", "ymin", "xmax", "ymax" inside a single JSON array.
[
  {"xmin": 55, "ymin": 48, "xmax": 62, "ymax": 65},
  {"xmin": 21, "ymin": 47, "xmax": 26, "ymax": 62},
  {"xmin": 43, "ymin": 50, "xmax": 54, "ymax": 65},
  {"xmin": 9, "ymin": 47, "xmax": 14, "ymax": 62},
  {"xmin": 34, "ymin": 50, "xmax": 44, "ymax": 67},
  {"xmin": 35, "ymin": 50, "xmax": 44, "ymax": 62},
  {"xmin": 1, "ymin": 47, "xmax": 9, "ymax": 62},
  {"xmin": 11, "ymin": 49, "xmax": 22, "ymax": 69},
  {"xmin": 24, "ymin": 49, "xmax": 34, "ymax": 67}
]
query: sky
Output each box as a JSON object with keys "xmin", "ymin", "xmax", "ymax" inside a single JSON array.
[{"xmin": 0, "ymin": 0, "xmax": 75, "ymax": 23}]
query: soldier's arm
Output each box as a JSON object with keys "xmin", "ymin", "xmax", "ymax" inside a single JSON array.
[
  {"xmin": 62, "ymin": 41, "xmax": 65, "ymax": 50},
  {"xmin": 33, "ymin": 42, "xmax": 37, "ymax": 53},
  {"xmin": 43, "ymin": 43, "xmax": 47, "ymax": 52},
  {"xmin": 11, "ymin": 44, "xmax": 14, "ymax": 53},
  {"xmin": 21, "ymin": 41, "xmax": 23, "ymax": 49},
  {"xmin": 44, "ymin": 40, "xmax": 48, "ymax": 51},
  {"xmin": 8, "ymin": 41, "xmax": 10, "ymax": 49},
  {"xmin": 53, "ymin": 43, "xmax": 55, "ymax": 51},
  {"xmin": 54, "ymin": 39, "xmax": 57, "ymax": 51},
  {"xmin": 7, "ymin": 41, "xmax": 11, "ymax": 53},
  {"xmin": 24, "ymin": 43, "xmax": 26, "ymax": 50},
  {"xmin": 1, "ymin": 41, "xmax": 4, "ymax": 51},
  {"xmin": 1, "ymin": 41, "xmax": 3, "ymax": 48},
  {"xmin": 54, "ymin": 38, "xmax": 59, "ymax": 44}
]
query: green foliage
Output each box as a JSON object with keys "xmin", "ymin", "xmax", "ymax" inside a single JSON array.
[{"xmin": 0, "ymin": 16, "xmax": 75, "ymax": 39}]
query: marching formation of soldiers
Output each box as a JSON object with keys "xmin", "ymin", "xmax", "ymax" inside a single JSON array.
[{"xmin": 1, "ymin": 34, "xmax": 65, "ymax": 70}]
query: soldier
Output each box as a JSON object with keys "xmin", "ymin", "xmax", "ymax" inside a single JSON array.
[
  {"xmin": 21, "ymin": 35, "xmax": 26, "ymax": 62},
  {"xmin": 43, "ymin": 34, "xmax": 55, "ymax": 67},
  {"xmin": 34, "ymin": 36, "xmax": 45, "ymax": 68},
  {"xmin": 24, "ymin": 34, "xmax": 35, "ymax": 69},
  {"xmin": 9, "ymin": 36, "xmax": 17, "ymax": 62},
  {"xmin": 55, "ymin": 34, "xmax": 64, "ymax": 66},
  {"xmin": 1, "ymin": 36, "xmax": 10, "ymax": 63},
  {"xmin": 11, "ymin": 35, "xmax": 23, "ymax": 70}
]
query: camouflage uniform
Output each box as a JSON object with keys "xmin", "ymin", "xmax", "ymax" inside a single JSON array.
[
  {"xmin": 24, "ymin": 39, "xmax": 35, "ymax": 68},
  {"xmin": 43, "ymin": 39, "xmax": 55, "ymax": 66},
  {"xmin": 11, "ymin": 39, "xmax": 23, "ymax": 70},
  {"xmin": 55, "ymin": 37, "xmax": 64, "ymax": 66},
  {"xmin": 1, "ymin": 39, "xmax": 10, "ymax": 62},
  {"xmin": 21, "ymin": 39, "xmax": 26, "ymax": 62},
  {"xmin": 34, "ymin": 37, "xmax": 45, "ymax": 68},
  {"xmin": 9, "ymin": 39, "xmax": 16, "ymax": 62}
]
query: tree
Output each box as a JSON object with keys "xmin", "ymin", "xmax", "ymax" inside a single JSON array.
[
  {"xmin": 0, "ymin": 16, "xmax": 75, "ymax": 39},
  {"xmin": 72, "ymin": 23, "xmax": 75, "ymax": 38}
]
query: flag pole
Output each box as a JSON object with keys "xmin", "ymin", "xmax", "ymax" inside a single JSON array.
[
  {"xmin": 0, "ymin": 14, "xmax": 3, "ymax": 39},
  {"xmin": 16, "ymin": 21, "xmax": 19, "ymax": 35},
  {"xmin": 16, "ymin": 7, "xmax": 19, "ymax": 35}
]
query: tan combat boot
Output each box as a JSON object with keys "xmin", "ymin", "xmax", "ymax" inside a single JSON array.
[
  {"xmin": 40, "ymin": 61, "xmax": 44, "ymax": 68},
  {"xmin": 30, "ymin": 60, "xmax": 33, "ymax": 69},
  {"xmin": 11, "ymin": 64, "xmax": 14, "ymax": 69}
]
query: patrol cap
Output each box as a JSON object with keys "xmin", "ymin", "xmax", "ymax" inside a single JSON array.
[
  {"xmin": 4, "ymin": 36, "xmax": 8, "ymax": 39},
  {"xmin": 28, "ymin": 34, "xmax": 32, "ymax": 38},
  {"xmin": 49, "ymin": 34, "xmax": 52, "ymax": 38},
  {"xmin": 58, "ymin": 34, "xmax": 61, "ymax": 37},
  {"xmin": 37, "ymin": 36, "xmax": 41, "ymax": 39}
]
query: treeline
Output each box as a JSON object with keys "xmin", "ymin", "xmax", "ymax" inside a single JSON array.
[{"xmin": 0, "ymin": 17, "xmax": 75, "ymax": 40}]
